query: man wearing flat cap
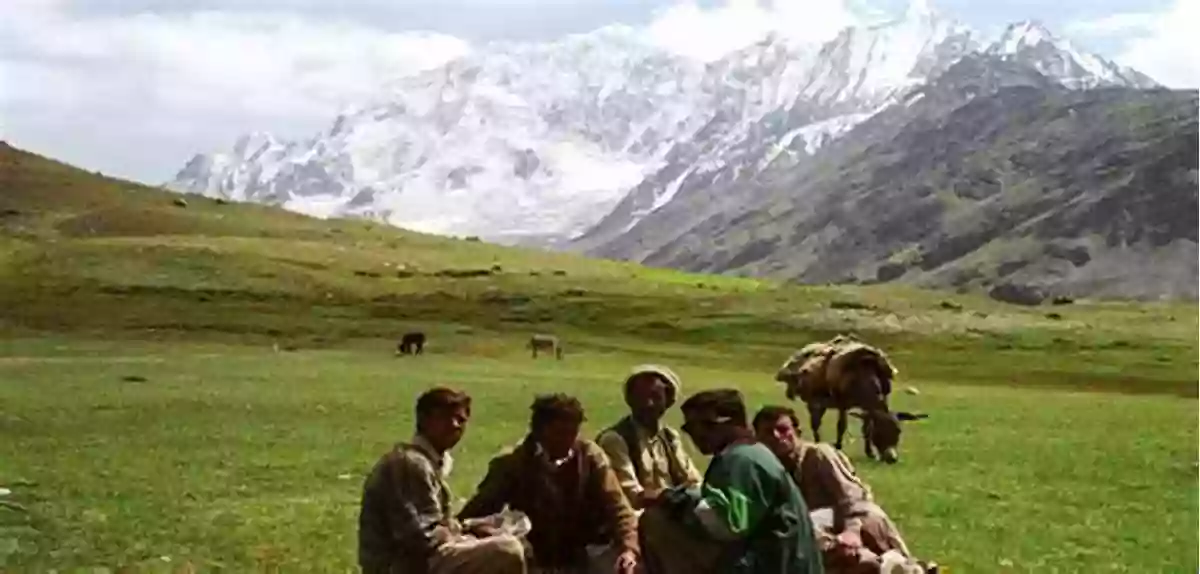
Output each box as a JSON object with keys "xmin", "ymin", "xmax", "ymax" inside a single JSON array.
[{"xmin": 596, "ymin": 365, "xmax": 703, "ymax": 511}]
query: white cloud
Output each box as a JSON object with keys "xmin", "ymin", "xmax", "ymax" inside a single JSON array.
[
  {"xmin": 1067, "ymin": 0, "xmax": 1200, "ymax": 88},
  {"xmin": 1064, "ymin": 12, "xmax": 1158, "ymax": 36},
  {"xmin": 643, "ymin": 0, "xmax": 864, "ymax": 61},
  {"xmin": 0, "ymin": 2, "xmax": 470, "ymax": 181},
  {"xmin": 0, "ymin": 0, "xmax": 875, "ymax": 181}
]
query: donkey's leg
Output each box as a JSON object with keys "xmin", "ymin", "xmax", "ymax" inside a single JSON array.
[
  {"xmin": 861, "ymin": 415, "xmax": 876, "ymax": 459},
  {"xmin": 834, "ymin": 408, "xmax": 849, "ymax": 451},
  {"xmin": 807, "ymin": 402, "xmax": 825, "ymax": 444}
]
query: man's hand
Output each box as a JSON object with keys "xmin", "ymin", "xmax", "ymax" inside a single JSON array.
[
  {"xmin": 637, "ymin": 488, "xmax": 664, "ymax": 508},
  {"xmin": 834, "ymin": 530, "xmax": 862, "ymax": 559},
  {"xmin": 614, "ymin": 549, "xmax": 638, "ymax": 574},
  {"xmin": 467, "ymin": 523, "xmax": 501, "ymax": 538}
]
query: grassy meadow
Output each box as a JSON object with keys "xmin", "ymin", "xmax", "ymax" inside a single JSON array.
[{"xmin": 1, "ymin": 143, "xmax": 1197, "ymax": 572}]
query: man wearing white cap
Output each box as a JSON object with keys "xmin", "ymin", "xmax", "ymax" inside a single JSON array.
[{"xmin": 596, "ymin": 365, "xmax": 703, "ymax": 511}]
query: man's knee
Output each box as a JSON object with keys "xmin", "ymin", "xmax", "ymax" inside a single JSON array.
[
  {"xmin": 483, "ymin": 535, "xmax": 526, "ymax": 562},
  {"xmin": 859, "ymin": 512, "xmax": 907, "ymax": 555},
  {"xmin": 639, "ymin": 506, "xmax": 672, "ymax": 534},
  {"xmin": 434, "ymin": 535, "xmax": 527, "ymax": 571}
]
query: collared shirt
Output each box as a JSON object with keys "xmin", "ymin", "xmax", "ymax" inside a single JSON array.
[
  {"xmin": 596, "ymin": 419, "xmax": 703, "ymax": 501},
  {"xmin": 411, "ymin": 433, "xmax": 454, "ymax": 479},
  {"xmin": 789, "ymin": 440, "xmax": 873, "ymax": 513},
  {"xmin": 357, "ymin": 433, "xmax": 457, "ymax": 571},
  {"xmin": 534, "ymin": 441, "xmax": 575, "ymax": 468}
]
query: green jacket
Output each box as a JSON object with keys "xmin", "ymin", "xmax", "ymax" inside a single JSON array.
[{"xmin": 691, "ymin": 439, "xmax": 824, "ymax": 574}]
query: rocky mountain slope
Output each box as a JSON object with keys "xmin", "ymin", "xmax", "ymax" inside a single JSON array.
[
  {"xmin": 168, "ymin": 3, "xmax": 1156, "ymax": 249},
  {"xmin": 166, "ymin": 1, "xmax": 1196, "ymax": 299},
  {"xmin": 612, "ymin": 55, "xmax": 1198, "ymax": 300}
]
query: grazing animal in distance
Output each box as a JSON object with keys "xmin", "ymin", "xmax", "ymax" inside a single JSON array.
[
  {"xmin": 396, "ymin": 332, "xmax": 426, "ymax": 356},
  {"xmin": 775, "ymin": 334, "xmax": 926, "ymax": 464},
  {"xmin": 528, "ymin": 334, "xmax": 563, "ymax": 360}
]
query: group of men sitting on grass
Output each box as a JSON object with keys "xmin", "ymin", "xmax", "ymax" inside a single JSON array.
[{"xmin": 357, "ymin": 365, "xmax": 939, "ymax": 574}]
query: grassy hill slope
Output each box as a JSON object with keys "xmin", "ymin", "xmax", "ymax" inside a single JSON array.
[{"xmin": 1, "ymin": 142, "xmax": 1195, "ymax": 395}]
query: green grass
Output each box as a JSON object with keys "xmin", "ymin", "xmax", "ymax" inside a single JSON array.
[
  {"xmin": 1, "ymin": 144, "xmax": 1197, "ymax": 572},
  {"xmin": 1, "ymin": 337, "xmax": 1195, "ymax": 573}
]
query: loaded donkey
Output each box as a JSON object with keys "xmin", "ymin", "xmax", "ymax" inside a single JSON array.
[{"xmin": 774, "ymin": 335, "xmax": 927, "ymax": 464}]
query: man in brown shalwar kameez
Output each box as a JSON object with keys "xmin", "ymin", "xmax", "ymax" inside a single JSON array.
[
  {"xmin": 458, "ymin": 393, "xmax": 640, "ymax": 574},
  {"xmin": 753, "ymin": 405, "xmax": 938, "ymax": 574},
  {"xmin": 357, "ymin": 387, "xmax": 527, "ymax": 574}
]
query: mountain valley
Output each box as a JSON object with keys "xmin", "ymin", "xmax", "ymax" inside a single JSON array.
[{"xmin": 167, "ymin": 2, "xmax": 1198, "ymax": 300}]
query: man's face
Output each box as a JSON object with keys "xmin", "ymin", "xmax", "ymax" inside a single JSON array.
[
  {"xmin": 681, "ymin": 410, "xmax": 721, "ymax": 455},
  {"xmin": 423, "ymin": 406, "xmax": 470, "ymax": 452},
  {"xmin": 755, "ymin": 415, "xmax": 798, "ymax": 459},
  {"xmin": 538, "ymin": 418, "xmax": 581, "ymax": 460},
  {"xmin": 627, "ymin": 374, "xmax": 669, "ymax": 423}
]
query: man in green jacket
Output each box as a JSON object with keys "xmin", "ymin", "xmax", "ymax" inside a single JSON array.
[{"xmin": 639, "ymin": 388, "xmax": 824, "ymax": 574}]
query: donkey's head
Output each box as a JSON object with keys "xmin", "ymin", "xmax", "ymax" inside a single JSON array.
[{"xmin": 852, "ymin": 410, "xmax": 928, "ymax": 464}]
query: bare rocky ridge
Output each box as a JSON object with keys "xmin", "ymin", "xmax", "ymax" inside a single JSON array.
[{"xmin": 598, "ymin": 56, "xmax": 1198, "ymax": 301}]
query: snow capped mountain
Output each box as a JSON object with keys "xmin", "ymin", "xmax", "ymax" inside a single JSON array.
[
  {"xmin": 987, "ymin": 20, "xmax": 1157, "ymax": 89},
  {"xmin": 175, "ymin": 25, "xmax": 716, "ymax": 239},
  {"xmin": 573, "ymin": 1, "xmax": 983, "ymax": 247},
  {"xmin": 799, "ymin": 0, "xmax": 978, "ymax": 107},
  {"xmin": 169, "ymin": 0, "xmax": 1160, "ymax": 247}
]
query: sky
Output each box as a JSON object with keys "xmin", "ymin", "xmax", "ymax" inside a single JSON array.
[{"xmin": 2, "ymin": 0, "xmax": 1197, "ymax": 184}]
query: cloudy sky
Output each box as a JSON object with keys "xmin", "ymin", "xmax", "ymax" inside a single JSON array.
[{"xmin": 2, "ymin": 0, "xmax": 1196, "ymax": 184}]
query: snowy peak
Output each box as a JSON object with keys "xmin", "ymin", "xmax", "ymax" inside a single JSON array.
[
  {"xmin": 988, "ymin": 19, "xmax": 1158, "ymax": 89},
  {"xmin": 169, "ymin": 5, "xmax": 1164, "ymax": 248},
  {"xmin": 994, "ymin": 19, "xmax": 1054, "ymax": 52},
  {"xmin": 797, "ymin": 1, "xmax": 979, "ymax": 109}
]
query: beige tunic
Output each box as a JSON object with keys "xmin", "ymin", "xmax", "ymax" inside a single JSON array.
[
  {"xmin": 596, "ymin": 421, "xmax": 703, "ymax": 506},
  {"xmin": 788, "ymin": 441, "xmax": 912, "ymax": 560}
]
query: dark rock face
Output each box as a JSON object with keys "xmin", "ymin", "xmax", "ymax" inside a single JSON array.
[
  {"xmin": 989, "ymin": 283, "xmax": 1046, "ymax": 306},
  {"xmin": 512, "ymin": 149, "xmax": 541, "ymax": 180}
]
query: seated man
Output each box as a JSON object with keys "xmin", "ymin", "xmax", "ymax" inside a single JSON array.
[
  {"xmin": 596, "ymin": 365, "xmax": 703, "ymax": 511},
  {"xmin": 638, "ymin": 388, "xmax": 824, "ymax": 574},
  {"xmin": 357, "ymin": 387, "xmax": 527, "ymax": 574},
  {"xmin": 458, "ymin": 394, "xmax": 639, "ymax": 574},
  {"xmin": 752, "ymin": 405, "xmax": 937, "ymax": 574}
]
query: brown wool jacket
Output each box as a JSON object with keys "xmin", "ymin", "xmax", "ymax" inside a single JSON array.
[
  {"xmin": 357, "ymin": 436, "xmax": 456, "ymax": 574},
  {"xmin": 457, "ymin": 437, "xmax": 639, "ymax": 569}
]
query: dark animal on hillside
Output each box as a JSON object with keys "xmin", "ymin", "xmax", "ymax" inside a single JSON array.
[
  {"xmin": 775, "ymin": 335, "xmax": 926, "ymax": 464},
  {"xmin": 528, "ymin": 334, "xmax": 563, "ymax": 360},
  {"xmin": 396, "ymin": 332, "xmax": 426, "ymax": 356}
]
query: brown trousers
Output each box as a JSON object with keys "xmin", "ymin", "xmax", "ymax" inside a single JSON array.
[
  {"xmin": 428, "ymin": 534, "xmax": 528, "ymax": 574},
  {"xmin": 812, "ymin": 505, "xmax": 923, "ymax": 574},
  {"xmin": 523, "ymin": 541, "xmax": 632, "ymax": 574},
  {"xmin": 637, "ymin": 506, "xmax": 724, "ymax": 574}
]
